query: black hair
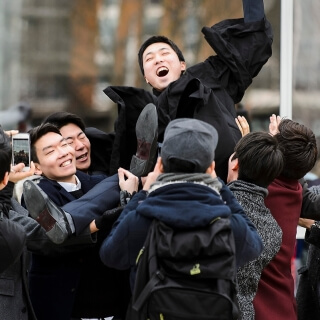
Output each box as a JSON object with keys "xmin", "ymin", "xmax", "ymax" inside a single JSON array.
[
  {"xmin": 233, "ymin": 132, "xmax": 284, "ymax": 188},
  {"xmin": 42, "ymin": 112, "xmax": 86, "ymax": 132},
  {"xmin": 138, "ymin": 35, "xmax": 185, "ymax": 75},
  {"xmin": 0, "ymin": 127, "xmax": 12, "ymax": 181},
  {"xmin": 275, "ymin": 119, "xmax": 318, "ymax": 180},
  {"xmin": 162, "ymin": 158, "xmax": 198, "ymax": 174},
  {"xmin": 29, "ymin": 123, "xmax": 61, "ymax": 163}
]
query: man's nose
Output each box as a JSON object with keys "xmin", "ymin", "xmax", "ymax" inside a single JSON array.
[
  {"xmin": 155, "ymin": 55, "xmax": 164, "ymax": 64},
  {"xmin": 74, "ymin": 139, "xmax": 84, "ymax": 150},
  {"xmin": 58, "ymin": 146, "xmax": 69, "ymax": 157}
]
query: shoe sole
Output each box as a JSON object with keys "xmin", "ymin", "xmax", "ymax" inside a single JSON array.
[
  {"xmin": 130, "ymin": 103, "xmax": 158, "ymax": 176},
  {"xmin": 23, "ymin": 180, "xmax": 68, "ymax": 244}
]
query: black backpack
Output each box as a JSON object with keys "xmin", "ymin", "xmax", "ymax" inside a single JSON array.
[{"xmin": 126, "ymin": 216, "xmax": 239, "ymax": 320}]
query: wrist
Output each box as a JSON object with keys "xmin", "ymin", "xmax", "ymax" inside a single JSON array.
[
  {"xmin": 311, "ymin": 221, "xmax": 320, "ymax": 229},
  {"xmin": 120, "ymin": 190, "xmax": 136, "ymax": 206}
]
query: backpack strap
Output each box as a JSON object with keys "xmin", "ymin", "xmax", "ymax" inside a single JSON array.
[
  {"xmin": 132, "ymin": 270, "xmax": 164, "ymax": 311},
  {"xmin": 231, "ymin": 279, "xmax": 240, "ymax": 319}
]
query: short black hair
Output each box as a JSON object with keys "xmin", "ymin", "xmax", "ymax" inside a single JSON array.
[
  {"xmin": 233, "ymin": 132, "xmax": 284, "ymax": 188},
  {"xmin": 138, "ymin": 35, "xmax": 185, "ymax": 75},
  {"xmin": 29, "ymin": 123, "xmax": 61, "ymax": 163},
  {"xmin": 42, "ymin": 112, "xmax": 86, "ymax": 132},
  {"xmin": 0, "ymin": 127, "xmax": 12, "ymax": 181},
  {"xmin": 275, "ymin": 119, "xmax": 318, "ymax": 180},
  {"xmin": 162, "ymin": 158, "xmax": 197, "ymax": 173}
]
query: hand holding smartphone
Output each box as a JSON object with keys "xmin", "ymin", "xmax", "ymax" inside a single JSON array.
[{"xmin": 12, "ymin": 133, "xmax": 31, "ymax": 171}]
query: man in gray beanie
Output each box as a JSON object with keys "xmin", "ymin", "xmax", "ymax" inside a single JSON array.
[
  {"xmin": 104, "ymin": 0, "xmax": 272, "ymax": 183},
  {"xmin": 160, "ymin": 118, "xmax": 218, "ymax": 173},
  {"xmin": 100, "ymin": 118, "xmax": 263, "ymax": 293}
]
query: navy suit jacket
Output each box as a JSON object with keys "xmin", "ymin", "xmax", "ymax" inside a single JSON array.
[
  {"xmin": 61, "ymin": 172, "xmax": 121, "ymax": 234},
  {"xmin": 26, "ymin": 171, "xmax": 130, "ymax": 320}
]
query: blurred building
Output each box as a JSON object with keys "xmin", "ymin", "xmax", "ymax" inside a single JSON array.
[
  {"xmin": 242, "ymin": 0, "xmax": 320, "ymax": 136},
  {"xmin": 0, "ymin": 0, "xmax": 24, "ymax": 112},
  {"xmin": 0, "ymin": 0, "xmax": 320, "ymax": 134}
]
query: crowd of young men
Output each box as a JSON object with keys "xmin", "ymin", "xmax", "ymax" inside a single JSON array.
[{"xmin": 2, "ymin": 0, "xmax": 320, "ymax": 319}]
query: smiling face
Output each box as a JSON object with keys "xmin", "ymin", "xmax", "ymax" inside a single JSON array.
[
  {"xmin": 143, "ymin": 42, "xmax": 186, "ymax": 92},
  {"xmin": 59, "ymin": 123, "xmax": 91, "ymax": 172},
  {"xmin": 34, "ymin": 132, "xmax": 76, "ymax": 183}
]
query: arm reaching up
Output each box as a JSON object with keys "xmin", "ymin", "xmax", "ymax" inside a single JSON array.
[{"xmin": 243, "ymin": 0, "xmax": 265, "ymax": 23}]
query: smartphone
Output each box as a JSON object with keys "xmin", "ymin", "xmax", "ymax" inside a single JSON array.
[{"xmin": 12, "ymin": 133, "xmax": 31, "ymax": 171}]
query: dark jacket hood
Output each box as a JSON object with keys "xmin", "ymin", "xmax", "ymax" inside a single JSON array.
[{"xmin": 136, "ymin": 182, "xmax": 231, "ymax": 229}]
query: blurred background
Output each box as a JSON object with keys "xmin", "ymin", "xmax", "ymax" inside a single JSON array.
[
  {"xmin": 0, "ymin": 0, "xmax": 320, "ymax": 137},
  {"xmin": 1, "ymin": 0, "xmax": 319, "ymax": 294}
]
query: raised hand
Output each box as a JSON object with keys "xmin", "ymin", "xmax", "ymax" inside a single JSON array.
[
  {"xmin": 118, "ymin": 167, "xmax": 139, "ymax": 195},
  {"xmin": 9, "ymin": 162, "xmax": 35, "ymax": 183},
  {"xmin": 235, "ymin": 115, "xmax": 250, "ymax": 137},
  {"xmin": 269, "ymin": 114, "xmax": 282, "ymax": 136}
]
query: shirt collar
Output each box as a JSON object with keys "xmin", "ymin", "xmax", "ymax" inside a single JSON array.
[{"xmin": 58, "ymin": 175, "xmax": 81, "ymax": 192}]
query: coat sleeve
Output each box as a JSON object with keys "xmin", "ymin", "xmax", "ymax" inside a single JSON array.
[
  {"xmin": 243, "ymin": 0, "xmax": 265, "ymax": 23},
  {"xmin": 61, "ymin": 174, "xmax": 121, "ymax": 235},
  {"xmin": 219, "ymin": 182, "xmax": 263, "ymax": 268},
  {"xmin": 300, "ymin": 180, "xmax": 320, "ymax": 221},
  {"xmin": 103, "ymin": 86, "xmax": 157, "ymax": 175},
  {"xmin": 0, "ymin": 215, "xmax": 26, "ymax": 273},
  {"xmin": 100, "ymin": 191, "xmax": 149, "ymax": 271},
  {"xmin": 0, "ymin": 182, "xmax": 14, "ymax": 213},
  {"xmin": 9, "ymin": 199, "xmax": 97, "ymax": 257},
  {"xmin": 195, "ymin": 2, "xmax": 272, "ymax": 103}
]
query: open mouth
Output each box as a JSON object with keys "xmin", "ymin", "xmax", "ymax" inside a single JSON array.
[
  {"xmin": 157, "ymin": 67, "xmax": 169, "ymax": 77},
  {"xmin": 76, "ymin": 153, "xmax": 87, "ymax": 161},
  {"xmin": 61, "ymin": 159, "xmax": 72, "ymax": 167}
]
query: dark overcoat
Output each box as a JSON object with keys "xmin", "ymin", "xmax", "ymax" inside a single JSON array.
[
  {"xmin": 104, "ymin": 17, "xmax": 273, "ymax": 182},
  {"xmin": 26, "ymin": 171, "xmax": 131, "ymax": 320},
  {"xmin": 0, "ymin": 202, "xmax": 37, "ymax": 320}
]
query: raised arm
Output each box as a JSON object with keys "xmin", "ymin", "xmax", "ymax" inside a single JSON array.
[
  {"xmin": 199, "ymin": 0, "xmax": 272, "ymax": 103},
  {"xmin": 243, "ymin": 0, "xmax": 265, "ymax": 23}
]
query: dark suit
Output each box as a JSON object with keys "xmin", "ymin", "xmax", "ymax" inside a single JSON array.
[
  {"xmin": 0, "ymin": 204, "xmax": 37, "ymax": 320},
  {"xmin": 61, "ymin": 172, "xmax": 120, "ymax": 235},
  {"xmin": 0, "ymin": 180, "xmax": 100, "ymax": 320},
  {"xmin": 26, "ymin": 171, "xmax": 130, "ymax": 320}
]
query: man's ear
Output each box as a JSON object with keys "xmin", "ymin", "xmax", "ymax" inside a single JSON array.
[
  {"xmin": 231, "ymin": 158, "xmax": 239, "ymax": 172},
  {"xmin": 34, "ymin": 163, "xmax": 42, "ymax": 175},
  {"xmin": 158, "ymin": 157, "xmax": 165, "ymax": 173},
  {"xmin": 227, "ymin": 156, "xmax": 239, "ymax": 183},
  {"xmin": 154, "ymin": 157, "xmax": 165, "ymax": 173},
  {"xmin": 144, "ymin": 77, "xmax": 152, "ymax": 87},
  {"xmin": 205, "ymin": 161, "xmax": 216, "ymax": 174},
  {"xmin": 0, "ymin": 172, "xmax": 9, "ymax": 190},
  {"xmin": 180, "ymin": 61, "xmax": 186, "ymax": 72}
]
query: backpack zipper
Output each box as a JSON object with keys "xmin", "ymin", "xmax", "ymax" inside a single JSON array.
[{"xmin": 136, "ymin": 246, "xmax": 145, "ymax": 265}]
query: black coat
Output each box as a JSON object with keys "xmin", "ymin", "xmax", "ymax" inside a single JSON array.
[
  {"xmin": 296, "ymin": 226, "xmax": 320, "ymax": 320},
  {"xmin": 27, "ymin": 171, "xmax": 130, "ymax": 320},
  {"xmin": 0, "ymin": 204, "xmax": 37, "ymax": 320},
  {"xmin": 104, "ymin": 17, "xmax": 273, "ymax": 182},
  {"xmin": 0, "ymin": 209, "xmax": 26, "ymax": 274},
  {"xmin": 85, "ymin": 126, "xmax": 115, "ymax": 177},
  {"xmin": 0, "ymin": 180, "xmax": 101, "ymax": 320},
  {"xmin": 296, "ymin": 183, "xmax": 320, "ymax": 320}
]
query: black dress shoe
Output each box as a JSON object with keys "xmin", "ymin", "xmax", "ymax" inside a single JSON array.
[
  {"xmin": 130, "ymin": 103, "xmax": 158, "ymax": 177},
  {"xmin": 23, "ymin": 180, "xmax": 71, "ymax": 244}
]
